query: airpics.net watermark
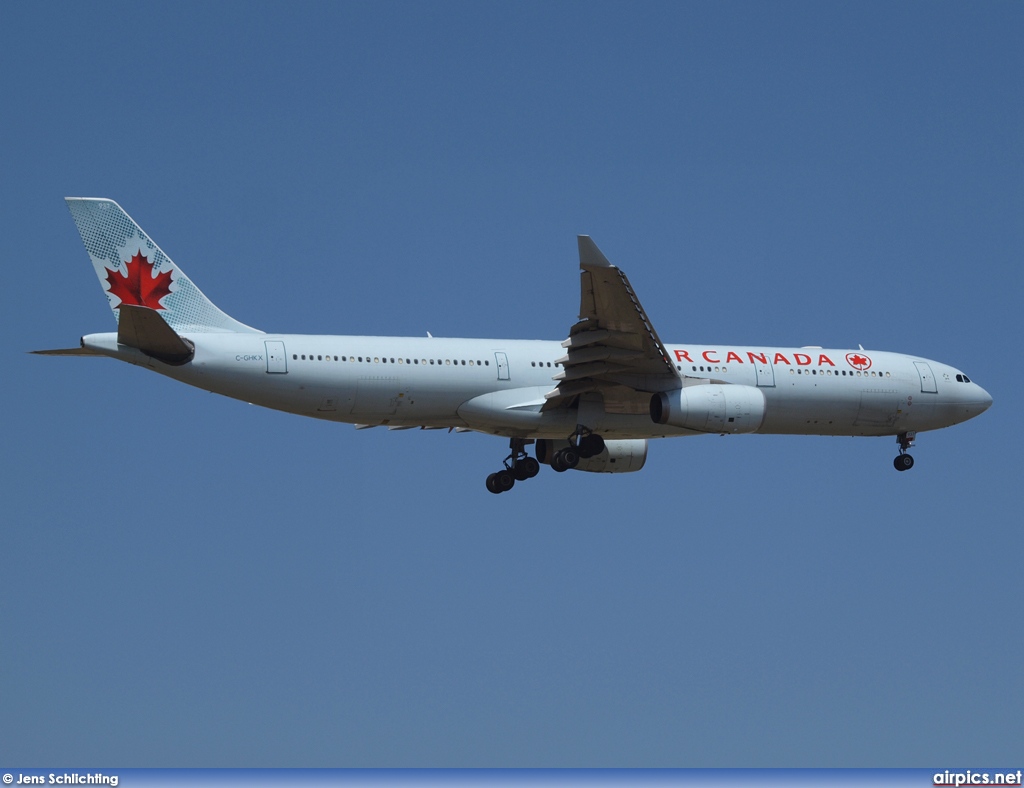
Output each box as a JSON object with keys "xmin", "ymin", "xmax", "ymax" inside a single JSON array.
[
  {"xmin": 934, "ymin": 772, "xmax": 1023, "ymax": 786},
  {"xmin": 3, "ymin": 776, "xmax": 117, "ymax": 787}
]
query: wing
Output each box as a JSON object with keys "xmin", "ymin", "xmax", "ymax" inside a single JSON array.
[{"xmin": 542, "ymin": 236, "xmax": 681, "ymax": 414}]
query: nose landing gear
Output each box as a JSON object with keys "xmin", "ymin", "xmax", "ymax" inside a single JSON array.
[
  {"xmin": 894, "ymin": 431, "xmax": 916, "ymax": 471},
  {"xmin": 486, "ymin": 438, "xmax": 540, "ymax": 494}
]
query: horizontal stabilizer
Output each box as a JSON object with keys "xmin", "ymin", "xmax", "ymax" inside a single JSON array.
[
  {"xmin": 117, "ymin": 304, "xmax": 194, "ymax": 365},
  {"xmin": 30, "ymin": 346, "xmax": 104, "ymax": 357}
]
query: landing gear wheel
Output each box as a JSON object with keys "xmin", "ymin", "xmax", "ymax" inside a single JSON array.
[
  {"xmin": 557, "ymin": 448, "xmax": 580, "ymax": 470},
  {"xmin": 894, "ymin": 454, "xmax": 914, "ymax": 472},
  {"xmin": 551, "ymin": 452, "xmax": 568, "ymax": 472},
  {"xmin": 578, "ymin": 434, "xmax": 605, "ymax": 459},
  {"xmin": 495, "ymin": 469, "xmax": 515, "ymax": 491},
  {"xmin": 486, "ymin": 473, "xmax": 501, "ymax": 494},
  {"xmin": 519, "ymin": 457, "xmax": 540, "ymax": 479}
]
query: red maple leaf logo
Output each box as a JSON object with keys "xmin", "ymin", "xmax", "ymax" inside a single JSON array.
[
  {"xmin": 846, "ymin": 352, "xmax": 872, "ymax": 370},
  {"xmin": 105, "ymin": 251, "xmax": 173, "ymax": 310}
]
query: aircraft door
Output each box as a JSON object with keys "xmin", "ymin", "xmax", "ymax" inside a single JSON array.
[
  {"xmin": 495, "ymin": 352, "xmax": 510, "ymax": 381},
  {"xmin": 914, "ymin": 361, "xmax": 937, "ymax": 393},
  {"xmin": 265, "ymin": 341, "xmax": 288, "ymax": 373},
  {"xmin": 753, "ymin": 356, "xmax": 775, "ymax": 387}
]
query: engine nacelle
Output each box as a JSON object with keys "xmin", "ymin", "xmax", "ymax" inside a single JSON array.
[
  {"xmin": 650, "ymin": 384, "xmax": 766, "ymax": 433},
  {"xmin": 536, "ymin": 438, "xmax": 648, "ymax": 473}
]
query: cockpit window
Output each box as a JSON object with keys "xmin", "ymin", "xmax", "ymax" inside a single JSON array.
[{"xmin": 956, "ymin": 374, "xmax": 972, "ymax": 383}]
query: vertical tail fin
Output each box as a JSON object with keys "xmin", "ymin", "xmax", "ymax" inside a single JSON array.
[{"xmin": 66, "ymin": 198, "xmax": 260, "ymax": 334}]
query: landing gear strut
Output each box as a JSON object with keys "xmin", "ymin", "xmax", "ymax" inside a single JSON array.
[
  {"xmin": 894, "ymin": 431, "xmax": 916, "ymax": 472},
  {"xmin": 486, "ymin": 438, "xmax": 540, "ymax": 494}
]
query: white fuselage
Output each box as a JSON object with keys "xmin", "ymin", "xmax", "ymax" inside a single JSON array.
[{"xmin": 80, "ymin": 331, "xmax": 992, "ymax": 440}]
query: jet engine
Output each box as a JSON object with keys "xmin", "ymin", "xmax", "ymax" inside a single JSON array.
[
  {"xmin": 536, "ymin": 438, "xmax": 648, "ymax": 473},
  {"xmin": 650, "ymin": 384, "xmax": 766, "ymax": 433}
]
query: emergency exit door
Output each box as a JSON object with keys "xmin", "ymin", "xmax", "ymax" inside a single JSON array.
[
  {"xmin": 495, "ymin": 352, "xmax": 510, "ymax": 381},
  {"xmin": 265, "ymin": 341, "xmax": 288, "ymax": 373}
]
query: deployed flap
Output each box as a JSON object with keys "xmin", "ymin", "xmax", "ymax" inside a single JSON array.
[
  {"xmin": 543, "ymin": 236, "xmax": 680, "ymax": 412},
  {"xmin": 117, "ymin": 304, "xmax": 194, "ymax": 365}
]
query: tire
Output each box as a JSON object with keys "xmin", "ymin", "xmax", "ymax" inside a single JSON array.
[
  {"xmin": 560, "ymin": 448, "xmax": 580, "ymax": 469},
  {"xmin": 486, "ymin": 473, "xmax": 502, "ymax": 493},
  {"xmin": 894, "ymin": 454, "xmax": 914, "ymax": 472},
  {"xmin": 496, "ymin": 470, "xmax": 516, "ymax": 491},
  {"xmin": 551, "ymin": 452, "xmax": 568, "ymax": 472},
  {"xmin": 578, "ymin": 434, "xmax": 605, "ymax": 458},
  {"xmin": 521, "ymin": 457, "xmax": 540, "ymax": 478}
]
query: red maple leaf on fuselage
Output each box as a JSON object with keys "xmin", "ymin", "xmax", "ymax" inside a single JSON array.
[{"xmin": 105, "ymin": 251, "xmax": 173, "ymax": 310}]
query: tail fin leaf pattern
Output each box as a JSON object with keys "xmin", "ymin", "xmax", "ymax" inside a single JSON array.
[{"xmin": 66, "ymin": 198, "xmax": 260, "ymax": 334}]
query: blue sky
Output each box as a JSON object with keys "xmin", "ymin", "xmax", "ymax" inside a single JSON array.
[{"xmin": 2, "ymin": 0, "xmax": 1022, "ymax": 767}]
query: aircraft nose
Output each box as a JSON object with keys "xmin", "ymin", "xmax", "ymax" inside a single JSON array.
[{"xmin": 976, "ymin": 385, "xmax": 993, "ymax": 413}]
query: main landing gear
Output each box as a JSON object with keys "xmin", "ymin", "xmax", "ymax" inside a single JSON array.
[
  {"xmin": 486, "ymin": 438, "xmax": 541, "ymax": 494},
  {"xmin": 550, "ymin": 426, "xmax": 605, "ymax": 473},
  {"xmin": 485, "ymin": 428, "xmax": 607, "ymax": 493},
  {"xmin": 894, "ymin": 431, "xmax": 916, "ymax": 472}
]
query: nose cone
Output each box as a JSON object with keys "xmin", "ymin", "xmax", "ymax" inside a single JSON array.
[{"xmin": 974, "ymin": 385, "xmax": 993, "ymax": 414}]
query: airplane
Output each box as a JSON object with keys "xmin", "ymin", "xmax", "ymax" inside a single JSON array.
[{"xmin": 35, "ymin": 198, "xmax": 992, "ymax": 494}]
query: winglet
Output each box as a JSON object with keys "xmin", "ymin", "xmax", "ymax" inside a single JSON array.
[{"xmin": 577, "ymin": 235, "xmax": 613, "ymax": 269}]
